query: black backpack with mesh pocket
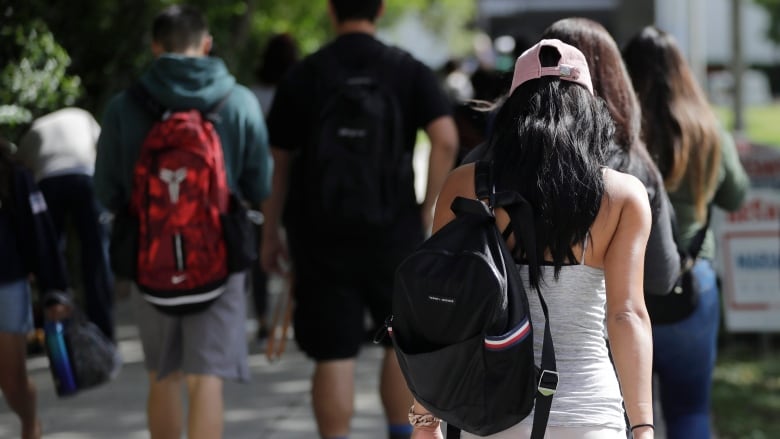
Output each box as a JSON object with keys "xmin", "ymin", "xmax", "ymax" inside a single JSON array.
[{"xmin": 388, "ymin": 161, "xmax": 557, "ymax": 438}]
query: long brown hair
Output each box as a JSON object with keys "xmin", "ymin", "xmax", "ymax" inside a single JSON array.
[
  {"xmin": 623, "ymin": 26, "xmax": 722, "ymax": 221},
  {"xmin": 541, "ymin": 18, "xmax": 660, "ymax": 188}
]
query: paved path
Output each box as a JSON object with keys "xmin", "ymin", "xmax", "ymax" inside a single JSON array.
[
  {"xmin": 1, "ymin": 298, "xmax": 685, "ymax": 439},
  {"xmin": 0, "ymin": 294, "xmax": 388, "ymax": 439}
]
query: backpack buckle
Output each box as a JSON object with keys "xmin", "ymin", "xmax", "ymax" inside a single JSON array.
[
  {"xmin": 538, "ymin": 369, "xmax": 559, "ymax": 396},
  {"xmin": 373, "ymin": 316, "xmax": 393, "ymax": 344}
]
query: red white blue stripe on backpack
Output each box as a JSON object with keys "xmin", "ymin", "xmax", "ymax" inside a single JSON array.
[{"xmin": 484, "ymin": 318, "xmax": 531, "ymax": 351}]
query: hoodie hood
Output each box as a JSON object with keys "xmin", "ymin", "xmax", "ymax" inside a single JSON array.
[{"xmin": 140, "ymin": 54, "xmax": 236, "ymax": 111}]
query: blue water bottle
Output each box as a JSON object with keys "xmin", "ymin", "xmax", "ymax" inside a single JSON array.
[{"xmin": 44, "ymin": 320, "xmax": 78, "ymax": 396}]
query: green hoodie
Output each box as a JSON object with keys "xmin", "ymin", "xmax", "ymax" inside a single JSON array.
[{"xmin": 95, "ymin": 54, "xmax": 272, "ymax": 209}]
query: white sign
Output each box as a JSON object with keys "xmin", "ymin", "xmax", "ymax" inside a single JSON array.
[{"xmin": 717, "ymin": 144, "xmax": 780, "ymax": 332}]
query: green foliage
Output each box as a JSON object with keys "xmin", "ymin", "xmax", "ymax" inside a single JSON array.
[
  {"xmin": 712, "ymin": 344, "xmax": 780, "ymax": 438},
  {"xmin": 754, "ymin": 0, "xmax": 780, "ymax": 44},
  {"xmin": 715, "ymin": 103, "xmax": 780, "ymax": 147},
  {"xmin": 0, "ymin": 19, "xmax": 82, "ymax": 142},
  {"xmin": 5, "ymin": 0, "xmax": 475, "ymax": 120}
]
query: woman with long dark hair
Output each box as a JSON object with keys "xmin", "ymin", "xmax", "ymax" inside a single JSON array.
[
  {"xmin": 410, "ymin": 40, "xmax": 654, "ymax": 439},
  {"xmin": 623, "ymin": 27, "xmax": 749, "ymax": 439}
]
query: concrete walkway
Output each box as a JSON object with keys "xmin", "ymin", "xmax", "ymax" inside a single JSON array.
[
  {"xmin": 0, "ymin": 293, "xmax": 389, "ymax": 439},
  {"xmin": 0, "ymin": 296, "xmax": 687, "ymax": 439}
]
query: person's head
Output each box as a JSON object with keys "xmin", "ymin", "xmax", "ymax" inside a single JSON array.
[
  {"xmin": 255, "ymin": 33, "xmax": 300, "ymax": 85},
  {"xmin": 623, "ymin": 26, "xmax": 721, "ymax": 220},
  {"xmin": 487, "ymin": 39, "xmax": 615, "ymax": 287},
  {"xmin": 328, "ymin": 0, "xmax": 383, "ymax": 24},
  {"xmin": 542, "ymin": 18, "xmax": 643, "ymax": 167},
  {"xmin": 151, "ymin": 4, "xmax": 212, "ymax": 57}
]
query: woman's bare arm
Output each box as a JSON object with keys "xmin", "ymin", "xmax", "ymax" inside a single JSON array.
[
  {"xmin": 432, "ymin": 164, "xmax": 477, "ymax": 234},
  {"xmin": 603, "ymin": 171, "xmax": 655, "ymax": 439}
]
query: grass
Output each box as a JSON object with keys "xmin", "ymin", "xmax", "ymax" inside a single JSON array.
[
  {"xmin": 715, "ymin": 102, "xmax": 780, "ymax": 147},
  {"xmin": 711, "ymin": 339, "xmax": 780, "ymax": 438}
]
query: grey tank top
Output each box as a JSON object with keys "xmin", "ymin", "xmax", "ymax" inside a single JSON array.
[{"xmin": 462, "ymin": 244, "xmax": 626, "ymax": 437}]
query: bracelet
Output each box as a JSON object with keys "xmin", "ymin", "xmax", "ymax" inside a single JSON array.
[
  {"xmin": 630, "ymin": 423, "xmax": 655, "ymax": 432},
  {"xmin": 408, "ymin": 405, "xmax": 441, "ymax": 427}
]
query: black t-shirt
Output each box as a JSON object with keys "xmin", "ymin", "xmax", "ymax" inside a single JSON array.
[
  {"xmin": 267, "ymin": 33, "xmax": 451, "ymax": 248},
  {"xmin": 268, "ymin": 32, "xmax": 451, "ymax": 154}
]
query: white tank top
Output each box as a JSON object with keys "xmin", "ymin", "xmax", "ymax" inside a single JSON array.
[{"xmin": 463, "ymin": 244, "xmax": 626, "ymax": 437}]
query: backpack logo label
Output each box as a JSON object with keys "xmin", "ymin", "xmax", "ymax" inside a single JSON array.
[
  {"xmin": 160, "ymin": 168, "xmax": 187, "ymax": 203},
  {"xmin": 171, "ymin": 274, "xmax": 188, "ymax": 285},
  {"xmin": 427, "ymin": 295, "xmax": 455, "ymax": 304},
  {"xmin": 337, "ymin": 127, "xmax": 367, "ymax": 139}
]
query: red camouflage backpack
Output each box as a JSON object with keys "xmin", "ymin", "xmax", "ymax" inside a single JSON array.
[{"xmin": 129, "ymin": 83, "xmax": 231, "ymax": 314}]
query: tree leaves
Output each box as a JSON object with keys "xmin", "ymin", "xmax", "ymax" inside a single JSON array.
[
  {"xmin": 0, "ymin": 19, "xmax": 81, "ymax": 142},
  {"xmin": 1, "ymin": 0, "xmax": 475, "ymax": 134}
]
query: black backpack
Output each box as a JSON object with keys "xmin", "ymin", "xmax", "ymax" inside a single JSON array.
[
  {"xmin": 389, "ymin": 161, "xmax": 557, "ymax": 438},
  {"xmin": 302, "ymin": 46, "xmax": 412, "ymax": 234}
]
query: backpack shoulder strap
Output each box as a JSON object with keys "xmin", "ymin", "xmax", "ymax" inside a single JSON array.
[
  {"xmin": 687, "ymin": 204, "xmax": 712, "ymax": 259},
  {"xmin": 474, "ymin": 160, "xmax": 493, "ymax": 205},
  {"xmin": 129, "ymin": 82, "xmax": 168, "ymax": 120},
  {"xmin": 466, "ymin": 160, "xmax": 557, "ymax": 439},
  {"xmin": 499, "ymin": 194, "xmax": 557, "ymax": 439},
  {"xmin": 670, "ymin": 203, "xmax": 711, "ymax": 264},
  {"xmin": 129, "ymin": 82, "xmax": 232, "ymax": 123},
  {"xmin": 203, "ymin": 89, "xmax": 232, "ymax": 124}
]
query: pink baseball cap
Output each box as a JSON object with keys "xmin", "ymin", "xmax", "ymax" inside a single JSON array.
[{"xmin": 509, "ymin": 39, "xmax": 593, "ymax": 95}]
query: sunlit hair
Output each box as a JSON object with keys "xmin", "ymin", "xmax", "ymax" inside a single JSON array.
[
  {"xmin": 330, "ymin": 0, "xmax": 382, "ymax": 23},
  {"xmin": 152, "ymin": 5, "xmax": 209, "ymax": 53},
  {"xmin": 485, "ymin": 46, "xmax": 615, "ymax": 289},
  {"xmin": 623, "ymin": 26, "xmax": 722, "ymax": 221},
  {"xmin": 542, "ymin": 18, "xmax": 660, "ymax": 187}
]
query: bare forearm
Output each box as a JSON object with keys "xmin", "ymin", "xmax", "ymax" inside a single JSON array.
[
  {"xmin": 607, "ymin": 310, "xmax": 654, "ymax": 429},
  {"xmin": 261, "ymin": 148, "xmax": 290, "ymax": 232},
  {"xmin": 423, "ymin": 117, "xmax": 458, "ymax": 213}
]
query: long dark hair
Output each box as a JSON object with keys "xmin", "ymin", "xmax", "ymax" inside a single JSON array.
[
  {"xmin": 542, "ymin": 18, "xmax": 660, "ymax": 188},
  {"xmin": 485, "ymin": 47, "xmax": 615, "ymax": 288},
  {"xmin": 255, "ymin": 33, "xmax": 300, "ymax": 86},
  {"xmin": 623, "ymin": 27, "xmax": 721, "ymax": 221}
]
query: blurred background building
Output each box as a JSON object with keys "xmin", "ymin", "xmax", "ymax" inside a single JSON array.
[{"xmin": 475, "ymin": 0, "xmax": 778, "ymax": 106}]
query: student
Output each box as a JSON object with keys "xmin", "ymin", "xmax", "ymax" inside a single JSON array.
[
  {"xmin": 251, "ymin": 33, "xmax": 300, "ymax": 118},
  {"xmin": 0, "ymin": 138, "xmax": 70, "ymax": 439},
  {"xmin": 17, "ymin": 107, "xmax": 115, "ymax": 341},
  {"xmin": 262, "ymin": 1, "xmax": 458, "ymax": 438},
  {"xmin": 623, "ymin": 26, "xmax": 749, "ymax": 439},
  {"xmin": 94, "ymin": 5, "xmax": 272, "ymax": 438},
  {"xmin": 410, "ymin": 39, "xmax": 655, "ymax": 439},
  {"xmin": 541, "ymin": 18, "xmax": 680, "ymax": 298},
  {"xmin": 249, "ymin": 32, "xmax": 300, "ymax": 341}
]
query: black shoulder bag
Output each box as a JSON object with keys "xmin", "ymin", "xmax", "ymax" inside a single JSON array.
[{"xmin": 646, "ymin": 206, "xmax": 712, "ymax": 324}]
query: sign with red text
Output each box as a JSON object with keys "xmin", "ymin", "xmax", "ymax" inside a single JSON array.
[{"xmin": 716, "ymin": 143, "xmax": 780, "ymax": 332}]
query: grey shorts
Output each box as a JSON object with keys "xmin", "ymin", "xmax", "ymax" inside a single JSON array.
[{"xmin": 132, "ymin": 272, "xmax": 249, "ymax": 382}]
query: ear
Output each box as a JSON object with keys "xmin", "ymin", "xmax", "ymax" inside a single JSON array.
[
  {"xmin": 201, "ymin": 34, "xmax": 213, "ymax": 56},
  {"xmin": 151, "ymin": 41, "xmax": 165, "ymax": 58},
  {"xmin": 377, "ymin": 1, "xmax": 385, "ymax": 19},
  {"xmin": 327, "ymin": 1, "xmax": 338, "ymax": 26}
]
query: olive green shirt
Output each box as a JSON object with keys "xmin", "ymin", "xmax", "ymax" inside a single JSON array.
[{"xmin": 668, "ymin": 128, "xmax": 749, "ymax": 260}]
